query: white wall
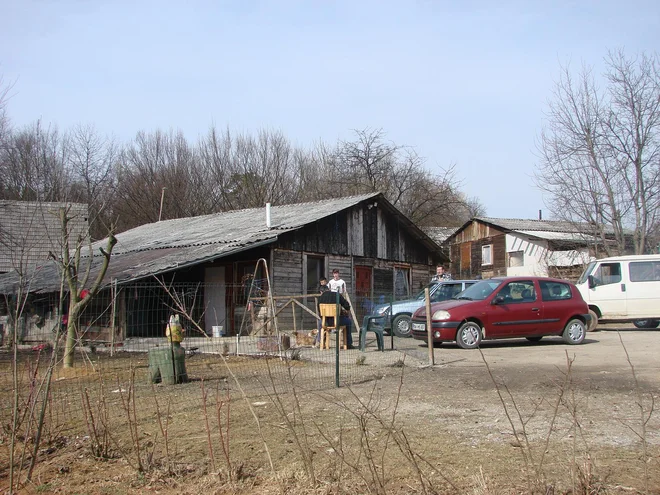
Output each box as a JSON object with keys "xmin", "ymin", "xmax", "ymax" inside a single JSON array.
[
  {"xmin": 505, "ymin": 234, "xmax": 591, "ymax": 276},
  {"xmin": 204, "ymin": 267, "xmax": 227, "ymax": 336}
]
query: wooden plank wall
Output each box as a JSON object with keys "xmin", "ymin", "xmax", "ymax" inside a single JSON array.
[
  {"xmin": 412, "ymin": 264, "xmax": 431, "ymax": 292},
  {"xmin": 271, "ymin": 249, "xmax": 304, "ymax": 332}
]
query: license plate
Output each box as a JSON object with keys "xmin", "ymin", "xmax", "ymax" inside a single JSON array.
[{"xmin": 412, "ymin": 322, "xmax": 425, "ymax": 331}]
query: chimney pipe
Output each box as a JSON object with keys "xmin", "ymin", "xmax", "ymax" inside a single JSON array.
[
  {"xmin": 266, "ymin": 203, "xmax": 271, "ymax": 228},
  {"xmin": 538, "ymin": 209, "xmax": 542, "ymax": 221}
]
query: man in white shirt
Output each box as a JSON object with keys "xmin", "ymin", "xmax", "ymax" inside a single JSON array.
[{"xmin": 327, "ymin": 269, "xmax": 346, "ymax": 294}]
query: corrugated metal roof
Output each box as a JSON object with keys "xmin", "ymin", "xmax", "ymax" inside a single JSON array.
[
  {"xmin": 515, "ymin": 230, "xmax": 597, "ymax": 241},
  {"xmin": 2, "ymin": 192, "xmax": 442, "ymax": 293},
  {"xmin": 100, "ymin": 192, "xmax": 380, "ymax": 255},
  {"xmin": 423, "ymin": 226, "xmax": 459, "ymax": 243},
  {"xmin": 475, "ymin": 217, "xmax": 596, "ymax": 233}
]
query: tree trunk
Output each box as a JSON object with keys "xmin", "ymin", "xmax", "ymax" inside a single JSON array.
[{"xmin": 63, "ymin": 304, "xmax": 81, "ymax": 368}]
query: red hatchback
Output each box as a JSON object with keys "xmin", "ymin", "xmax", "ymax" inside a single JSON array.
[{"xmin": 410, "ymin": 277, "xmax": 591, "ymax": 349}]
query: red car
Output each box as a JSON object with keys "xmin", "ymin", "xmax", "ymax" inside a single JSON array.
[{"xmin": 411, "ymin": 277, "xmax": 591, "ymax": 349}]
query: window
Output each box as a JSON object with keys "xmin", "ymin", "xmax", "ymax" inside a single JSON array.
[
  {"xmin": 431, "ymin": 282, "xmax": 466, "ymax": 302},
  {"xmin": 593, "ymin": 263, "xmax": 622, "ymax": 286},
  {"xmin": 629, "ymin": 261, "xmax": 660, "ymax": 282},
  {"xmin": 508, "ymin": 251, "xmax": 524, "ymax": 267},
  {"xmin": 482, "ymin": 245, "xmax": 493, "ymax": 266},
  {"xmin": 237, "ymin": 262, "xmax": 268, "ymax": 305},
  {"xmin": 305, "ymin": 255, "xmax": 324, "ymax": 293},
  {"xmin": 394, "ymin": 267, "xmax": 410, "ymax": 300},
  {"xmin": 495, "ymin": 281, "xmax": 536, "ymax": 303},
  {"xmin": 540, "ymin": 281, "xmax": 572, "ymax": 301}
]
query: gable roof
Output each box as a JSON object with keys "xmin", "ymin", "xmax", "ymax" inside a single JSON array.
[
  {"xmin": 473, "ymin": 217, "xmax": 597, "ymax": 233},
  {"xmin": 423, "ymin": 226, "xmax": 460, "ymax": 244},
  {"xmin": 447, "ymin": 216, "xmax": 626, "ymax": 243},
  {"xmin": 0, "ymin": 193, "xmax": 443, "ymax": 293},
  {"xmin": 0, "ymin": 201, "xmax": 89, "ymax": 273}
]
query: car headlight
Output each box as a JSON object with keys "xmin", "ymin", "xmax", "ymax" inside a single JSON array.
[
  {"xmin": 432, "ymin": 310, "xmax": 451, "ymax": 320},
  {"xmin": 375, "ymin": 306, "xmax": 390, "ymax": 316}
]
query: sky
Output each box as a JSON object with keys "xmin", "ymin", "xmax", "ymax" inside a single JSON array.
[{"xmin": 1, "ymin": 0, "xmax": 659, "ymax": 219}]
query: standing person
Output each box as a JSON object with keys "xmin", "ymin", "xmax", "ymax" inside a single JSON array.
[
  {"xmin": 431, "ymin": 264, "xmax": 452, "ymax": 282},
  {"xmin": 327, "ymin": 269, "xmax": 346, "ymax": 294},
  {"xmin": 319, "ymin": 276, "xmax": 328, "ymax": 292}
]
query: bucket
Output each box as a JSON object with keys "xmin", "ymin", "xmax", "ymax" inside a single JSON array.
[{"xmin": 212, "ymin": 325, "xmax": 224, "ymax": 338}]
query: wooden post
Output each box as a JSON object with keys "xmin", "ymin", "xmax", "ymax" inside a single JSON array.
[
  {"xmin": 425, "ymin": 288, "xmax": 434, "ymax": 366},
  {"xmin": 291, "ymin": 302, "xmax": 297, "ymax": 333},
  {"xmin": 343, "ymin": 291, "xmax": 361, "ymax": 336},
  {"xmin": 110, "ymin": 278, "xmax": 117, "ymax": 356}
]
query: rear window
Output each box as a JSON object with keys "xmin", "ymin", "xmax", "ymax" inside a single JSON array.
[
  {"xmin": 540, "ymin": 281, "xmax": 572, "ymax": 301},
  {"xmin": 629, "ymin": 261, "xmax": 660, "ymax": 282}
]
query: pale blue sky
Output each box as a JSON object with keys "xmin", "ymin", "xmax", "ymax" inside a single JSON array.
[{"xmin": 2, "ymin": 1, "xmax": 659, "ymax": 219}]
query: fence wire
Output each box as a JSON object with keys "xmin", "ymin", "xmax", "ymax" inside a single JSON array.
[{"xmin": 0, "ymin": 280, "xmax": 428, "ymax": 443}]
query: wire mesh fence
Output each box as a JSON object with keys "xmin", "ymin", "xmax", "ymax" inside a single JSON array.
[{"xmin": 0, "ymin": 279, "xmax": 433, "ymax": 438}]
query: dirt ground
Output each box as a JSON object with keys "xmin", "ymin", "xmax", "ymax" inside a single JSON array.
[{"xmin": 1, "ymin": 324, "xmax": 659, "ymax": 494}]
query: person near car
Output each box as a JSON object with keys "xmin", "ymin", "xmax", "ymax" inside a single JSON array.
[
  {"xmin": 327, "ymin": 269, "xmax": 346, "ymax": 294},
  {"xmin": 431, "ymin": 264, "xmax": 452, "ymax": 282},
  {"xmin": 315, "ymin": 284, "xmax": 354, "ymax": 348}
]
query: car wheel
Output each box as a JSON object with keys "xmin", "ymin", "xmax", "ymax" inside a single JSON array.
[
  {"xmin": 391, "ymin": 315, "xmax": 412, "ymax": 338},
  {"xmin": 587, "ymin": 309, "xmax": 599, "ymax": 332},
  {"xmin": 456, "ymin": 321, "xmax": 482, "ymax": 349},
  {"xmin": 562, "ymin": 319, "xmax": 586, "ymax": 345},
  {"xmin": 633, "ymin": 319, "xmax": 660, "ymax": 329},
  {"xmin": 526, "ymin": 336, "xmax": 543, "ymax": 342}
]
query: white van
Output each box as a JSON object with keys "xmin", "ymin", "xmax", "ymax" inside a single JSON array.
[{"xmin": 576, "ymin": 254, "xmax": 660, "ymax": 330}]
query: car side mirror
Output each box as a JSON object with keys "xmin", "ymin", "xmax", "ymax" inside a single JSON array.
[
  {"xmin": 492, "ymin": 295, "xmax": 505, "ymax": 305},
  {"xmin": 588, "ymin": 275, "xmax": 596, "ymax": 289}
]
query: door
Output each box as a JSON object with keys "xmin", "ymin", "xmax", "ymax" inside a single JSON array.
[
  {"xmin": 625, "ymin": 260, "xmax": 660, "ymax": 318},
  {"xmin": 484, "ymin": 280, "xmax": 543, "ymax": 337},
  {"xmin": 354, "ymin": 266, "xmax": 372, "ymax": 318},
  {"xmin": 205, "ymin": 267, "xmax": 227, "ymax": 336},
  {"xmin": 588, "ymin": 262, "xmax": 627, "ymax": 318}
]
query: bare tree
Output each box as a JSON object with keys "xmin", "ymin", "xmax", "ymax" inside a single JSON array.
[
  {"xmin": 66, "ymin": 124, "xmax": 118, "ymax": 238},
  {"xmin": 330, "ymin": 128, "xmax": 480, "ymax": 226},
  {"xmin": 0, "ymin": 121, "xmax": 69, "ymax": 202},
  {"xmin": 0, "ymin": 73, "xmax": 13, "ymax": 152},
  {"xmin": 55, "ymin": 206, "xmax": 116, "ymax": 368},
  {"xmin": 536, "ymin": 50, "xmax": 660, "ymax": 255}
]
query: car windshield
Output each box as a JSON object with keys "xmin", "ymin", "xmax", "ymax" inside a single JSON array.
[
  {"xmin": 414, "ymin": 283, "xmax": 439, "ymax": 300},
  {"xmin": 453, "ymin": 280, "xmax": 501, "ymax": 301},
  {"xmin": 577, "ymin": 261, "xmax": 597, "ymax": 284}
]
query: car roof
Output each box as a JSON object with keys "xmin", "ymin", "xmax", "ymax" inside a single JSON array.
[
  {"xmin": 487, "ymin": 276, "xmax": 575, "ymax": 284},
  {"xmin": 432, "ymin": 279, "xmax": 476, "ymax": 284}
]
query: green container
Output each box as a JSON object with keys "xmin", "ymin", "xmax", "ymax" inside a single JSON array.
[{"xmin": 149, "ymin": 344, "xmax": 188, "ymax": 385}]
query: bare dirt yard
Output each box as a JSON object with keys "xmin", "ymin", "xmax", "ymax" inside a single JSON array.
[{"xmin": 1, "ymin": 324, "xmax": 659, "ymax": 494}]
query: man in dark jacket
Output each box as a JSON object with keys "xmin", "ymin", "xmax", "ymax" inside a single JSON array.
[{"xmin": 316, "ymin": 285, "xmax": 354, "ymax": 348}]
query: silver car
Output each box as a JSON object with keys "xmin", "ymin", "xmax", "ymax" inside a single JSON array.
[{"xmin": 370, "ymin": 280, "xmax": 477, "ymax": 337}]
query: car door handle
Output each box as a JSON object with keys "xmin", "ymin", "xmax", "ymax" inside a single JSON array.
[
  {"xmin": 621, "ymin": 283, "xmax": 626, "ymax": 292},
  {"xmin": 531, "ymin": 308, "xmax": 539, "ymax": 312}
]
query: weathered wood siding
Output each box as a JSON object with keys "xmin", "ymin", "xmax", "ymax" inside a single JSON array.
[
  {"xmin": 276, "ymin": 203, "xmax": 433, "ymax": 265},
  {"xmin": 412, "ymin": 265, "xmax": 431, "ymax": 291},
  {"xmin": 450, "ymin": 220, "xmax": 507, "ymax": 279},
  {"xmin": 271, "ymin": 249, "xmax": 304, "ymax": 331}
]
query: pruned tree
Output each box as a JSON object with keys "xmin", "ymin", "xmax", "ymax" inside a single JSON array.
[
  {"xmin": 536, "ymin": 50, "xmax": 660, "ymax": 255},
  {"xmin": 55, "ymin": 206, "xmax": 116, "ymax": 368}
]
